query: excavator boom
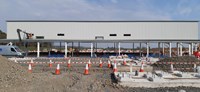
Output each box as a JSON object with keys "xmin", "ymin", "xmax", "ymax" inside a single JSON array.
[{"xmin": 17, "ymin": 29, "xmax": 34, "ymax": 41}]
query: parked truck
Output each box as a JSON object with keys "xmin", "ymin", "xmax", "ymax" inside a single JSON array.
[{"xmin": 0, "ymin": 43, "xmax": 25, "ymax": 58}]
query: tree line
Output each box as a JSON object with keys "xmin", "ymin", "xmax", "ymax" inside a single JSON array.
[{"xmin": 0, "ymin": 29, "xmax": 6, "ymax": 39}]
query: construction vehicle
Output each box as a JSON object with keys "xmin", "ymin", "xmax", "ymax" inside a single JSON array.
[
  {"xmin": 0, "ymin": 42, "xmax": 25, "ymax": 57},
  {"xmin": 16, "ymin": 29, "xmax": 34, "ymax": 57},
  {"xmin": 17, "ymin": 29, "xmax": 34, "ymax": 41}
]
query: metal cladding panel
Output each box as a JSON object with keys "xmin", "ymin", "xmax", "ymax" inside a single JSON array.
[{"xmin": 7, "ymin": 21, "xmax": 198, "ymax": 40}]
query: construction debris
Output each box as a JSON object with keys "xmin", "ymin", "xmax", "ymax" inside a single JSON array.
[{"xmin": 153, "ymin": 56, "xmax": 200, "ymax": 72}]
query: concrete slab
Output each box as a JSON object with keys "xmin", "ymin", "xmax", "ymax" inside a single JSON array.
[{"xmin": 117, "ymin": 71, "xmax": 200, "ymax": 88}]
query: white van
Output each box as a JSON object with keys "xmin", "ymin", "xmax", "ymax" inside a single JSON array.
[{"xmin": 0, "ymin": 45, "xmax": 25, "ymax": 58}]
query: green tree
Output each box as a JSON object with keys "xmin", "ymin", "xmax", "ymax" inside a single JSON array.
[{"xmin": 0, "ymin": 29, "xmax": 6, "ymax": 39}]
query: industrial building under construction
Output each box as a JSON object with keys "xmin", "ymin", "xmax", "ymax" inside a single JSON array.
[
  {"xmin": 1, "ymin": 20, "xmax": 200, "ymax": 92},
  {"xmin": 4, "ymin": 20, "xmax": 199, "ymax": 58}
]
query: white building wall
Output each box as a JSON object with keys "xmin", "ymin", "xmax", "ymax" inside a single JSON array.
[{"xmin": 7, "ymin": 21, "xmax": 198, "ymax": 40}]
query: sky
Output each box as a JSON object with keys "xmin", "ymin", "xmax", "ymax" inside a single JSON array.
[{"xmin": 0, "ymin": 0, "xmax": 200, "ymax": 33}]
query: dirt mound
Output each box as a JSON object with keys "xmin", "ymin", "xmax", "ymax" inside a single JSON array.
[
  {"xmin": 0, "ymin": 55, "xmax": 34, "ymax": 89},
  {"xmin": 153, "ymin": 56, "xmax": 200, "ymax": 72}
]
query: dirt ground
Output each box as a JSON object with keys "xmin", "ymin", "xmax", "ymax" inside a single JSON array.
[
  {"xmin": 2, "ymin": 71, "xmax": 122, "ymax": 92},
  {"xmin": 0, "ymin": 56, "xmax": 125, "ymax": 92},
  {"xmin": 1, "ymin": 56, "xmax": 200, "ymax": 92}
]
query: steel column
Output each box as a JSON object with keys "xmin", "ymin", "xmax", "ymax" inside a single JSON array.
[
  {"xmin": 118, "ymin": 42, "xmax": 121, "ymax": 56},
  {"xmin": 180, "ymin": 43, "xmax": 183, "ymax": 56},
  {"xmin": 162, "ymin": 43, "xmax": 165, "ymax": 56},
  {"xmin": 91, "ymin": 43, "xmax": 93, "ymax": 58},
  {"xmin": 195, "ymin": 43, "xmax": 198, "ymax": 51},
  {"xmin": 65, "ymin": 42, "xmax": 68, "ymax": 57},
  {"xmin": 189, "ymin": 43, "xmax": 191, "ymax": 56},
  {"xmin": 191, "ymin": 43, "xmax": 194, "ymax": 54},
  {"xmin": 37, "ymin": 42, "xmax": 40, "ymax": 57},
  {"xmin": 169, "ymin": 42, "xmax": 172, "ymax": 57},
  {"xmin": 146, "ymin": 43, "xmax": 149, "ymax": 57}
]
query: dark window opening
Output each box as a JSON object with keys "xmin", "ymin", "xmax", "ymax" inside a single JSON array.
[
  {"xmin": 110, "ymin": 34, "xmax": 117, "ymax": 36},
  {"xmin": 11, "ymin": 48, "xmax": 16, "ymax": 52},
  {"xmin": 124, "ymin": 34, "xmax": 131, "ymax": 36},
  {"xmin": 57, "ymin": 33, "xmax": 65, "ymax": 36},
  {"xmin": 36, "ymin": 36, "xmax": 44, "ymax": 39},
  {"xmin": 95, "ymin": 36, "xmax": 104, "ymax": 40}
]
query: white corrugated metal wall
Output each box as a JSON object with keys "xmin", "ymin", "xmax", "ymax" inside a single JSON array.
[{"xmin": 6, "ymin": 21, "xmax": 198, "ymax": 40}]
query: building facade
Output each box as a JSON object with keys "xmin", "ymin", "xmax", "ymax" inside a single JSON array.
[{"xmin": 7, "ymin": 21, "xmax": 199, "ymax": 40}]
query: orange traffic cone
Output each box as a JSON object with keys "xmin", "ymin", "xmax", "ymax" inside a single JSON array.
[
  {"xmin": 49, "ymin": 60, "xmax": 53, "ymax": 67},
  {"xmin": 108, "ymin": 60, "xmax": 111, "ymax": 68},
  {"xmin": 67, "ymin": 59, "xmax": 71, "ymax": 68},
  {"xmin": 84, "ymin": 64, "xmax": 89, "ymax": 75},
  {"xmin": 99, "ymin": 60, "xmax": 103, "ymax": 68},
  {"xmin": 123, "ymin": 59, "xmax": 127, "ymax": 65},
  {"xmin": 139, "ymin": 62, "xmax": 144, "ymax": 72},
  {"xmin": 28, "ymin": 63, "xmax": 32, "ymax": 73},
  {"xmin": 113, "ymin": 63, "xmax": 117, "ymax": 73},
  {"xmin": 88, "ymin": 60, "xmax": 91, "ymax": 67},
  {"xmin": 30, "ymin": 59, "xmax": 34, "ymax": 67},
  {"xmin": 55, "ymin": 64, "xmax": 61, "ymax": 75}
]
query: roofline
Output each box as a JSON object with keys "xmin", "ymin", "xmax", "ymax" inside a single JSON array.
[
  {"xmin": 1, "ymin": 39, "xmax": 200, "ymax": 43},
  {"xmin": 6, "ymin": 20, "xmax": 199, "ymax": 22}
]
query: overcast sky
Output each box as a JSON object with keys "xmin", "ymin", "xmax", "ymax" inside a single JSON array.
[{"xmin": 0, "ymin": 0, "xmax": 200, "ymax": 32}]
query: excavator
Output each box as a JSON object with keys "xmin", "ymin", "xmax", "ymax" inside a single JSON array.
[
  {"xmin": 16, "ymin": 29, "xmax": 34, "ymax": 57},
  {"xmin": 17, "ymin": 29, "xmax": 34, "ymax": 41}
]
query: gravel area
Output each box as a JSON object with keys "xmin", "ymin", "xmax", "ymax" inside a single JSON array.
[{"xmin": 1, "ymin": 56, "xmax": 200, "ymax": 92}]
